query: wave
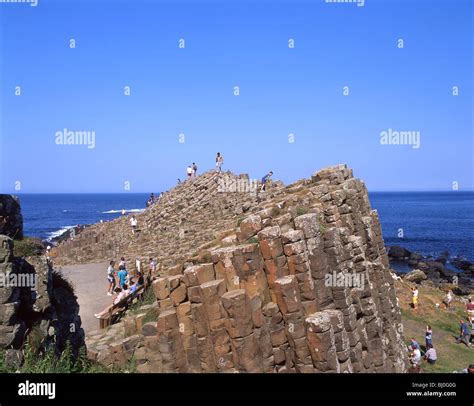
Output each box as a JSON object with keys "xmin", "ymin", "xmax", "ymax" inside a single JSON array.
[
  {"xmin": 101, "ymin": 208, "xmax": 145, "ymax": 214},
  {"xmin": 45, "ymin": 225, "xmax": 76, "ymax": 242}
]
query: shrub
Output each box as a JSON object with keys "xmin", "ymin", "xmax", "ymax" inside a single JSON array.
[
  {"xmin": 271, "ymin": 207, "xmax": 281, "ymax": 217},
  {"xmin": 247, "ymin": 237, "xmax": 259, "ymax": 244}
]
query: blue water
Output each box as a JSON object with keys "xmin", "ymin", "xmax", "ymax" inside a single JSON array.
[
  {"xmin": 369, "ymin": 192, "xmax": 474, "ymax": 262},
  {"xmin": 16, "ymin": 192, "xmax": 474, "ymax": 262},
  {"xmin": 18, "ymin": 194, "xmax": 149, "ymax": 241}
]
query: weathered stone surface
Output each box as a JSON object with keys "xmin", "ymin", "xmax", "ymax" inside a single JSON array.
[{"xmin": 0, "ymin": 195, "xmax": 23, "ymax": 239}]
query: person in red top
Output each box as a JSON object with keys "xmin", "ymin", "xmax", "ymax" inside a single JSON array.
[{"xmin": 466, "ymin": 298, "xmax": 474, "ymax": 311}]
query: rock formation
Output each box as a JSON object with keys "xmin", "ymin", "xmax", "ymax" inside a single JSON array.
[
  {"xmin": 0, "ymin": 195, "xmax": 23, "ymax": 240},
  {"xmin": 55, "ymin": 165, "xmax": 408, "ymax": 373}
]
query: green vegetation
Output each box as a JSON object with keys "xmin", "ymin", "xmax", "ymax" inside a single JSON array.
[
  {"xmin": 129, "ymin": 286, "xmax": 156, "ymax": 315},
  {"xmin": 13, "ymin": 237, "xmax": 43, "ymax": 258},
  {"xmin": 197, "ymin": 250, "xmax": 212, "ymax": 264},
  {"xmin": 296, "ymin": 207, "xmax": 307, "ymax": 216},
  {"xmin": 398, "ymin": 282, "xmax": 474, "ymax": 373},
  {"xmin": 247, "ymin": 237, "xmax": 259, "ymax": 244},
  {"xmin": 0, "ymin": 345, "xmax": 112, "ymax": 374},
  {"xmin": 236, "ymin": 217, "xmax": 244, "ymax": 227}
]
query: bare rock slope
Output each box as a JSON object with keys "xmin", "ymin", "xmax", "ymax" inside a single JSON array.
[{"xmin": 54, "ymin": 165, "xmax": 407, "ymax": 373}]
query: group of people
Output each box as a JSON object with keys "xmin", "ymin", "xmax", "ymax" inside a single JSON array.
[
  {"xmin": 186, "ymin": 163, "xmax": 199, "ymax": 178},
  {"xmin": 146, "ymin": 192, "xmax": 163, "ymax": 207},
  {"xmin": 98, "ymin": 257, "xmax": 157, "ymax": 309},
  {"xmin": 408, "ymin": 327, "xmax": 438, "ymax": 369},
  {"xmin": 407, "ymin": 293, "xmax": 474, "ymax": 371}
]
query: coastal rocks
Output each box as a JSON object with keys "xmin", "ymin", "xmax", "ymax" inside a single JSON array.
[
  {"xmin": 388, "ymin": 245, "xmax": 472, "ymax": 293},
  {"xmin": 403, "ymin": 269, "xmax": 427, "ymax": 283},
  {"xmin": 82, "ymin": 165, "xmax": 408, "ymax": 373},
  {"xmin": 0, "ymin": 195, "xmax": 23, "ymax": 240}
]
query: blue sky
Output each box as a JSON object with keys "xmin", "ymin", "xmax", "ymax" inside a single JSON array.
[{"xmin": 0, "ymin": 0, "xmax": 472, "ymax": 193}]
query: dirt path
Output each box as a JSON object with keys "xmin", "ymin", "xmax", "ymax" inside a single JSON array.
[{"xmin": 60, "ymin": 262, "xmax": 111, "ymax": 335}]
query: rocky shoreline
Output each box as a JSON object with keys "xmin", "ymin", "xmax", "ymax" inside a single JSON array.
[{"xmin": 388, "ymin": 245, "xmax": 473, "ymax": 294}]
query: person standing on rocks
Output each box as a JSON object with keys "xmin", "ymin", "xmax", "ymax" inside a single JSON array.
[
  {"xmin": 260, "ymin": 171, "xmax": 273, "ymax": 191},
  {"xmin": 130, "ymin": 215, "xmax": 138, "ymax": 235},
  {"xmin": 216, "ymin": 152, "xmax": 224, "ymax": 173},
  {"xmin": 192, "ymin": 162, "xmax": 198, "ymax": 177},
  {"xmin": 187, "ymin": 165, "xmax": 193, "ymax": 179},
  {"xmin": 107, "ymin": 260, "xmax": 116, "ymax": 296}
]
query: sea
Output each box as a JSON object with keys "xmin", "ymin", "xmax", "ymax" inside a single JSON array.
[{"xmin": 16, "ymin": 192, "xmax": 474, "ymax": 264}]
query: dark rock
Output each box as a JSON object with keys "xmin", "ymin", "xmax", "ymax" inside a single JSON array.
[
  {"xmin": 388, "ymin": 246, "xmax": 411, "ymax": 259},
  {"xmin": 3, "ymin": 348, "xmax": 24, "ymax": 369},
  {"xmin": 0, "ymin": 195, "xmax": 23, "ymax": 240},
  {"xmin": 451, "ymin": 258, "xmax": 473, "ymax": 272}
]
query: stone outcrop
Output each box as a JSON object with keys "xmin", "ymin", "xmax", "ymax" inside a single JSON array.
[
  {"xmin": 0, "ymin": 234, "xmax": 85, "ymax": 361},
  {"xmin": 0, "ymin": 195, "xmax": 23, "ymax": 240},
  {"xmin": 79, "ymin": 165, "xmax": 407, "ymax": 373}
]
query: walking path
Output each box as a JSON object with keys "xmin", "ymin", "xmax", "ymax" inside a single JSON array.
[{"xmin": 60, "ymin": 262, "xmax": 110, "ymax": 335}]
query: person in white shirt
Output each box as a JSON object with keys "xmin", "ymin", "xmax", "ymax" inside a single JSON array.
[
  {"xmin": 130, "ymin": 215, "xmax": 138, "ymax": 235},
  {"xmin": 187, "ymin": 165, "xmax": 193, "ymax": 179}
]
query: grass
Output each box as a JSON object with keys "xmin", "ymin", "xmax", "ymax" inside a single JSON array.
[
  {"xmin": 397, "ymin": 280, "xmax": 474, "ymax": 373},
  {"xmin": 247, "ymin": 237, "xmax": 259, "ymax": 244},
  {"xmin": 271, "ymin": 207, "xmax": 282, "ymax": 217},
  {"xmin": 296, "ymin": 207, "xmax": 307, "ymax": 216},
  {"xmin": 0, "ymin": 344, "xmax": 115, "ymax": 373},
  {"xmin": 13, "ymin": 237, "xmax": 43, "ymax": 258}
]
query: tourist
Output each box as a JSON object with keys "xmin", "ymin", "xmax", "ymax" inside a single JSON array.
[
  {"xmin": 178, "ymin": 178, "xmax": 181, "ymax": 184},
  {"xmin": 119, "ymin": 256, "xmax": 126, "ymax": 269},
  {"xmin": 409, "ymin": 345, "xmax": 421, "ymax": 366},
  {"xmin": 444, "ymin": 290, "xmax": 453, "ymax": 309},
  {"xmin": 456, "ymin": 319, "xmax": 472, "ymax": 347},
  {"xmin": 412, "ymin": 287, "xmax": 419, "ymax": 309},
  {"xmin": 107, "ymin": 260, "xmax": 116, "ymax": 296},
  {"xmin": 117, "ymin": 265, "xmax": 128, "ymax": 289},
  {"xmin": 459, "ymin": 364, "xmax": 474, "ymax": 374},
  {"xmin": 425, "ymin": 325, "xmax": 433, "ymax": 348},
  {"xmin": 466, "ymin": 298, "xmax": 474, "ymax": 324},
  {"xmin": 136, "ymin": 270, "xmax": 144, "ymax": 287},
  {"xmin": 149, "ymin": 257, "xmax": 157, "ymax": 276},
  {"xmin": 260, "ymin": 171, "xmax": 273, "ymax": 191},
  {"xmin": 121, "ymin": 209, "xmax": 126, "ymax": 216},
  {"xmin": 113, "ymin": 285, "xmax": 128, "ymax": 305},
  {"xmin": 192, "ymin": 162, "xmax": 198, "ymax": 177},
  {"xmin": 187, "ymin": 165, "xmax": 193, "ymax": 179},
  {"xmin": 410, "ymin": 338, "xmax": 420, "ymax": 350},
  {"xmin": 216, "ymin": 152, "xmax": 224, "ymax": 173},
  {"xmin": 130, "ymin": 215, "xmax": 138, "ymax": 235},
  {"xmin": 129, "ymin": 279, "xmax": 138, "ymax": 294},
  {"xmin": 424, "ymin": 344, "xmax": 437, "ymax": 365}
]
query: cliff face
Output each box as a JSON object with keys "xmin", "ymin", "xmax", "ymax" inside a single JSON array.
[
  {"xmin": 57, "ymin": 165, "xmax": 407, "ymax": 373},
  {"xmin": 0, "ymin": 195, "xmax": 23, "ymax": 240}
]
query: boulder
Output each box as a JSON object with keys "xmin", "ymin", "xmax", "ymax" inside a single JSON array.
[
  {"xmin": 403, "ymin": 269, "xmax": 427, "ymax": 283},
  {"xmin": 388, "ymin": 246, "xmax": 410, "ymax": 259}
]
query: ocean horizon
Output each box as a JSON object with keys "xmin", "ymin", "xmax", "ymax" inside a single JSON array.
[{"xmin": 15, "ymin": 191, "xmax": 474, "ymax": 263}]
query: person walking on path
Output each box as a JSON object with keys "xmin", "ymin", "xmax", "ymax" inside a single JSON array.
[
  {"xmin": 456, "ymin": 319, "xmax": 472, "ymax": 348},
  {"xmin": 260, "ymin": 171, "xmax": 273, "ymax": 191},
  {"xmin": 107, "ymin": 260, "xmax": 116, "ymax": 296},
  {"xmin": 216, "ymin": 152, "xmax": 224, "ymax": 173},
  {"xmin": 130, "ymin": 215, "xmax": 138, "ymax": 235}
]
